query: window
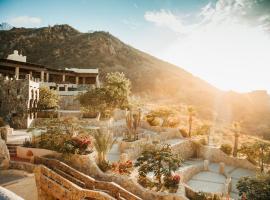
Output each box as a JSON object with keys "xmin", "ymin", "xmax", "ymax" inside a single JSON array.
[{"xmin": 59, "ymin": 87, "xmax": 65, "ymax": 91}]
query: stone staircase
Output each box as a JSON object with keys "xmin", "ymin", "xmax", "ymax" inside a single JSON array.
[
  {"xmin": 6, "ymin": 143, "xmax": 19, "ymax": 158},
  {"xmin": 34, "ymin": 157, "xmax": 142, "ymax": 200}
]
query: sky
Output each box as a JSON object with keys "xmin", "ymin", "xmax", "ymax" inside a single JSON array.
[{"xmin": 1, "ymin": 0, "xmax": 270, "ymax": 93}]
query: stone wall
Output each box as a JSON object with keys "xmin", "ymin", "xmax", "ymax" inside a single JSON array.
[
  {"xmin": 171, "ymin": 140, "xmax": 196, "ymax": 160},
  {"xmin": 176, "ymin": 162, "xmax": 204, "ymax": 183},
  {"xmin": 9, "ymin": 160, "xmax": 35, "ymax": 173},
  {"xmin": 199, "ymin": 145, "xmax": 257, "ymax": 170},
  {"xmin": 0, "ymin": 75, "xmax": 39, "ymax": 128},
  {"xmin": 64, "ymin": 154, "xmax": 188, "ymax": 200}
]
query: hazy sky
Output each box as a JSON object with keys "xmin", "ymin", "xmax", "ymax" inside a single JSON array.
[{"xmin": 1, "ymin": 0, "xmax": 270, "ymax": 92}]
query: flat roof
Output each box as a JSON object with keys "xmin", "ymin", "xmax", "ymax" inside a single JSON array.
[
  {"xmin": 0, "ymin": 58, "xmax": 98, "ymax": 75},
  {"xmin": 65, "ymin": 68, "xmax": 98, "ymax": 74}
]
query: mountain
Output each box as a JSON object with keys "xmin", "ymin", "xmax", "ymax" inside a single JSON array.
[
  {"xmin": 0, "ymin": 24, "xmax": 270, "ymax": 137},
  {"xmin": 0, "ymin": 22, "xmax": 13, "ymax": 31},
  {"xmin": 0, "ymin": 25, "xmax": 218, "ymax": 108}
]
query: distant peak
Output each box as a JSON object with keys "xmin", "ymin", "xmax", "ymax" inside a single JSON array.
[{"xmin": 0, "ymin": 22, "xmax": 13, "ymax": 31}]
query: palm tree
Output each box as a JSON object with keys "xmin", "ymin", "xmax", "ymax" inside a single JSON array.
[
  {"xmin": 92, "ymin": 128, "xmax": 116, "ymax": 165},
  {"xmin": 232, "ymin": 122, "xmax": 240, "ymax": 157},
  {"xmin": 187, "ymin": 106, "xmax": 195, "ymax": 137}
]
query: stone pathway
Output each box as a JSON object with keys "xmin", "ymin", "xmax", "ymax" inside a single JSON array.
[
  {"xmin": 3, "ymin": 176, "xmax": 38, "ymax": 200},
  {"xmin": 7, "ymin": 129, "xmax": 31, "ymax": 144},
  {"xmin": 107, "ymin": 143, "xmax": 120, "ymax": 162},
  {"xmin": 187, "ymin": 171, "xmax": 226, "ymax": 193},
  {"xmin": 184, "ymin": 161, "xmax": 255, "ymax": 199},
  {"xmin": 0, "ymin": 170, "xmax": 38, "ymax": 200}
]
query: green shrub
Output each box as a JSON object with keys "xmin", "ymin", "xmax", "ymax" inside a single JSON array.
[
  {"xmin": 237, "ymin": 174, "xmax": 270, "ymax": 200},
  {"xmin": 220, "ymin": 144, "xmax": 232, "ymax": 155},
  {"xmin": 98, "ymin": 161, "xmax": 111, "ymax": 172}
]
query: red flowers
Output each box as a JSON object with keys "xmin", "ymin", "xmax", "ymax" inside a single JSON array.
[
  {"xmin": 171, "ymin": 174, "xmax": 180, "ymax": 184},
  {"xmin": 112, "ymin": 160, "xmax": 133, "ymax": 174}
]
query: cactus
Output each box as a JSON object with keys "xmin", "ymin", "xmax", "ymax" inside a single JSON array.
[{"xmin": 125, "ymin": 109, "xmax": 141, "ymax": 141}]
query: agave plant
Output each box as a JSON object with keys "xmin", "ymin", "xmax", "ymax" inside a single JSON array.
[{"xmin": 92, "ymin": 128, "xmax": 116, "ymax": 166}]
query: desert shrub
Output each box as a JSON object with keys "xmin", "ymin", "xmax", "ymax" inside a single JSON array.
[
  {"xmin": 237, "ymin": 174, "xmax": 270, "ymax": 200},
  {"xmin": 164, "ymin": 174, "xmax": 181, "ymax": 193},
  {"xmin": 145, "ymin": 106, "xmax": 180, "ymax": 127},
  {"xmin": 220, "ymin": 144, "xmax": 232, "ymax": 155},
  {"xmin": 111, "ymin": 160, "xmax": 133, "ymax": 175},
  {"xmin": 98, "ymin": 161, "xmax": 112, "ymax": 172},
  {"xmin": 137, "ymin": 175, "xmax": 155, "ymax": 189},
  {"xmin": 179, "ymin": 128, "xmax": 188, "ymax": 137},
  {"xmin": 194, "ymin": 124, "xmax": 211, "ymax": 136},
  {"xmin": 199, "ymin": 138, "xmax": 207, "ymax": 145},
  {"xmin": 146, "ymin": 115, "xmax": 161, "ymax": 126},
  {"xmin": 0, "ymin": 117, "xmax": 5, "ymax": 127}
]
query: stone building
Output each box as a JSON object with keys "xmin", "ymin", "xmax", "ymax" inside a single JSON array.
[
  {"xmin": 0, "ymin": 50, "xmax": 100, "ymax": 127},
  {"xmin": 0, "ymin": 74, "xmax": 39, "ymax": 128}
]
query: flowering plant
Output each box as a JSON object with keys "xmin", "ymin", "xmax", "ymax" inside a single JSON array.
[
  {"xmin": 164, "ymin": 174, "xmax": 181, "ymax": 193},
  {"xmin": 112, "ymin": 160, "xmax": 133, "ymax": 175},
  {"xmin": 61, "ymin": 136, "xmax": 93, "ymax": 155}
]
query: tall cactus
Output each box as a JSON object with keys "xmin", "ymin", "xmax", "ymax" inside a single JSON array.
[{"xmin": 125, "ymin": 109, "xmax": 141, "ymax": 141}]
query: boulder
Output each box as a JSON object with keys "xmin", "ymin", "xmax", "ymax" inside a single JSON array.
[
  {"xmin": 0, "ymin": 187, "xmax": 24, "ymax": 200},
  {"xmin": 0, "ymin": 139, "xmax": 10, "ymax": 169}
]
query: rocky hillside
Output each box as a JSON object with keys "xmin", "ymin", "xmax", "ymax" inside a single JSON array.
[
  {"xmin": 0, "ymin": 24, "xmax": 270, "ymax": 137},
  {"xmin": 0, "ymin": 25, "xmax": 218, "ymax": 107}
]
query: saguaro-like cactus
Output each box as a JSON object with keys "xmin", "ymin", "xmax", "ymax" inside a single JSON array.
[{"xmin": 125, "ymin": 109, "xmax": 141, "ymax": 141}]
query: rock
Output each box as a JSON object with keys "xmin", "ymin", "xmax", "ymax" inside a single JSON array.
[
  {"xmin": 0, "ymin": 139, "xmax": 10, "ymax": 169},
  {"xmin": 0, "ymin": 186, "xmax": 24, "ymax": 200}
]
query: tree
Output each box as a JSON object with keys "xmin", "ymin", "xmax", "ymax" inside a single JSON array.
[
  {"xmin": 232, "ymin": 121, "xmax": 240, "ymax": 157},
  {"xmin": 237, "ymin": 174, "xmax": 270, "ymax": 200},
  {"xmin": 78, "ymin": 72, "xmax": 131, "ymax": 117},
  {"xmin": 238, "ymin": 140, "xmax": 270, "ymax": 172},
  {"xmin": 135, "ymin": 144, "xmax": 182, "ymax": 191},
  {"xmin": 104, "ymin": 72, "xmax": 131, "ymax": 108},
  {"xmin": 37, "ymin": 86, "xmax": 59, "ymax": 110},
  {"xmin": 92, "ymin": 128, "xmax": 116, "ymax": 171},
  {"xmin": 187, "ymin": 106, "xmax": 195, "ymax": 137}
]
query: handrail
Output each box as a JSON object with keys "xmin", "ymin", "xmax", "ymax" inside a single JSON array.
[
  {"xmin": 34, "ymin": 156, "xmax": 142, "ymax": 200},
  {"xmin": 36, "ymin": 165, "xmax": 115, "ymax": 200}
]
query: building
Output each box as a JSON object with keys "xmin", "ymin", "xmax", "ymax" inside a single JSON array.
[
  {"xmin": 0, "ymin": 74, "xmax": 39, "ymax": 128},
  {"xmin": 0, "ymin": 50, "xmax": 99, "ymax": 128}
]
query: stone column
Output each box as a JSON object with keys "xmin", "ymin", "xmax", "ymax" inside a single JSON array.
[
  {"xmin": 29, "ymin": 71, "xmax": 33, "ymax": 80},
  {"xmin": 219, "ymin": 162, "xmax": 225, "ymax": 174},
  {"xmin": 75, "ymin": 76, "xmax": 79, "ymax": 84},
  {"xmin": 204, "ymin": 160, "xmax": 209, "ymax": 171},
  {"xmin": 96, "ymin": 75, "xmax": 100, "ymax": 88},
  {"xmin": 15, "ymin": 67, "xmax": 19, "ymax": 80},
  {"xmin": 40, "ymin": 71, "xmax": 44, "ymax": 82},
  {"xmin": 82, "ymin": 77, "xmax": 86, "ymax": 84},
  {"xmin": 46, "ymin": 72, "xmax": 49, "ymax": 82},
  {"xmin": 62, "ymin": 74, "xmax": 65, "ymax": 83}
]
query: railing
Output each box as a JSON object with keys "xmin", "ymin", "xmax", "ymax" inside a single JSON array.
[
  {"xmin": 35, "ymin": 165, "xmax": 115, "ymax": 200},
  {"xmin": 34, "ymin": 156, "xmax": 142, "ymax": 200}
]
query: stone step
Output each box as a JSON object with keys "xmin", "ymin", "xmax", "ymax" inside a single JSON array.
[{"xmin": 53, "ymin": 168, "xmax": 86, "ymax": 188}]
